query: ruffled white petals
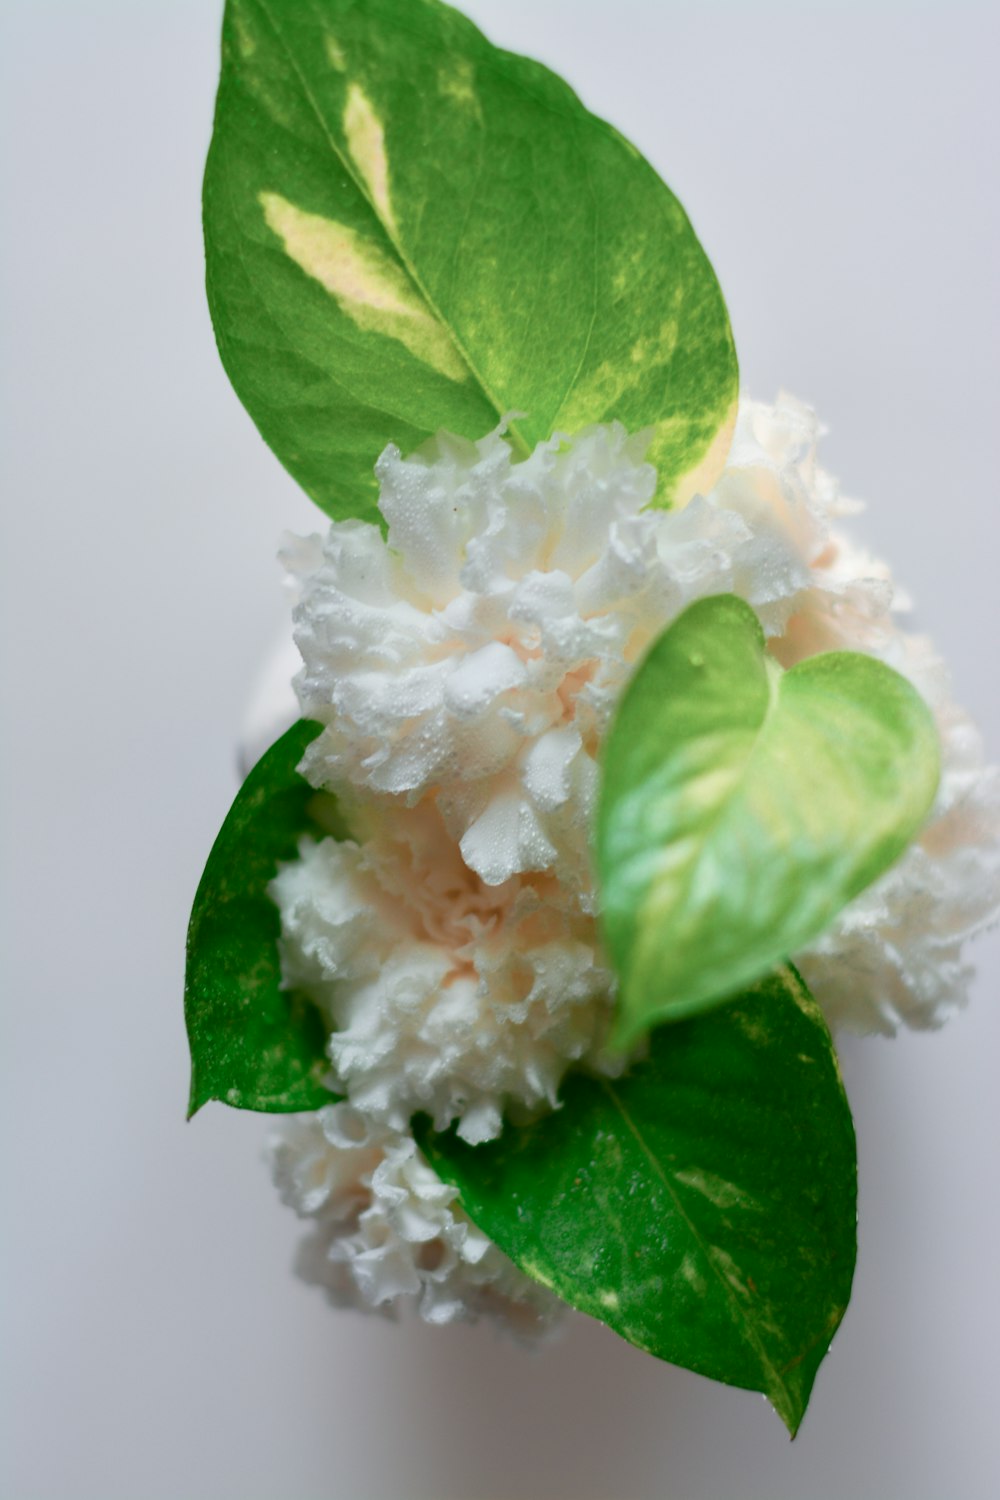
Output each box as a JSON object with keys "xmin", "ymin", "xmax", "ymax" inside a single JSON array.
[
  {"xmin": 288, "ymin": 400, "xmax": 914, "ymax": 898},
  {"xmin": 288, "ymin": 421, "xmax": 667, "ymax": 891},
  {"xmin": 269, "ymin": 394, "xmax": 1000, "ymax": 1335},
  {"xmin": 443, "ymin": 641, "xmax": 528, "ymax": 717},
  {"xmin": 271, "ymin": 802, "xmax": 616, "ymax": 1145},
  {"xmin": 796, "ymin": 634, "xmax": 1000, "ymax": 1032},
  {"xmin": 522, "ymin": 728, "xmax": 584, "ymax": 812},
  {"xmin": 268, "ymin": 1104, "xmax": 563, "ymax": 1337}
]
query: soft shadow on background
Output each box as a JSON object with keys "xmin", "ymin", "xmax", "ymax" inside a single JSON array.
[{"xmin": 1, "ymin": 3, "xmax": 998, "ymax": 1498}]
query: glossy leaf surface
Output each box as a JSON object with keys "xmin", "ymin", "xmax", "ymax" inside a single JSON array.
[
  {"xmin": 598, "ymin": 594, "xmax": 940, "ymax": 1045},
  {"xmin": 185, "ymin": 720, "xmax": 341, "ymax": 1117},
  {"xmin": 204, "ymin": 0, "xmax": 738, "ymax": 519},
  {"xmin": 420, "ymin": 967, "xmax": 857, "ymax": 1436}
]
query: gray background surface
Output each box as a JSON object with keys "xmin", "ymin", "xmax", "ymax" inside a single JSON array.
[{"xmin": 2, "ymin": 2, "xmax": 998, "ymax": 1497}]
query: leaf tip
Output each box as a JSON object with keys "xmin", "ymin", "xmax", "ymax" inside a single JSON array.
[
  {"xmin": 186, "ymin": 1072, "xmax": 208, "ymax": 1122},
  {"xmin": 765, "ymin": 1381, "xmax": 808, "ymax": 1440},
  {"xmin": 781, "ymin": 1403, "xmax": 805, "ymax": 1441}
]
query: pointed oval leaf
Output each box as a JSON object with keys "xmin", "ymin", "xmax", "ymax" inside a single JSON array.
[
  {"xmin": 185, "ymin": 719, "xmax": 343, "ymax": 1117},
  {"xmin": 597, "ymin": 594, "xmax": 940, "ymax": 1045},
  {"xmin": 204, "ymin": 0, "xmax": 738, "ymax": 519},
  {"xmin": 419, "ymin": 967, "xmax": 857, "ymax": 1436}
]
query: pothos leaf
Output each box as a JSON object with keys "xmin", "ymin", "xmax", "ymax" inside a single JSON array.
[
  {"xmin": 418, "ymin": 966, "xmax": 857, "ymax": 1436},
  {"xmin": 185, "ymin": 719, "xmax": 342, "ymax": 1117},
  {"xmin": 204, "ymin": 0, "xmax": 738, "ymax": 520},
  {"xmin": 597, "ymin": 594, "xmax": 941, "ymax": 1046}
]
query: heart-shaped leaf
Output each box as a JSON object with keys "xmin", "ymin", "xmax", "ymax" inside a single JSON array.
[
  {"xmin": 597, "ymin": 594, "xmax": 940, "ymax": 1045},
  {"xmin": 204, "ymin": 0, "xmax": 738, "ymax": 520},
  {"xmin": 185, "ymin": 719, "xmax": 344, "ymax": 1117},
  {"xmin": 419, "ymin": 966, "xmax": 857, "ymax": 1436}
]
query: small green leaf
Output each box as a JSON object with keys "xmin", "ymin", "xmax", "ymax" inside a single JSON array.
[
  {"xmin": 419, "ymin": 967, "xmax": 856, "ymax": 1436},
  {"xmin": 204, "ymin": 0, "xmax": 738, "ymax": 520},
  {"xmin": 597, "ymin": 594, "xmax": 940, "ymax": 1045},
  {"xmin": 185, "ymin": 720, "xmax": 342, "ymax": 1118}
]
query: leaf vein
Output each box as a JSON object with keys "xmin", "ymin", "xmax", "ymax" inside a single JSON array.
[
  {"xmin": 599, "ymin": 1077, "xmax": 791, "ymax": 1410},
  {"xmin": 250, "ymin": 0, "xmax": 531, "ymax": 455}
]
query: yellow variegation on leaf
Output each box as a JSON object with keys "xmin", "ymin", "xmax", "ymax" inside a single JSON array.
[{"xmin": 204, "ymin": 0, "xmax": 738, "ymax": 520}]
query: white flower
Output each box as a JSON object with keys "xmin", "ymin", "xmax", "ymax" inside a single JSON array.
[
  {"xmin": 267, "ymin": 396, "xmax": 1000, "ymax": 1332},
  {"xmin": 794, "ymin": 629, "xmax": 1000, "ymax": 1033},
  {"xmin": 286, "ymin": 408, "xmax": 850, "ymax": 899},
  {"xmin": 271, "ymin": 799, "xmax": 617, "ymax": 1144},
  {"xmin": 720, "ymin": 401, "xmax": 1000, "ymax": 1030},
  {"xmin": 278, "ymin": 395, "xmax": 1000, "ymax": 1069},
  {"xmin": 266, "ymin": 1102, "xmax": 563, "ymax": 1339}
]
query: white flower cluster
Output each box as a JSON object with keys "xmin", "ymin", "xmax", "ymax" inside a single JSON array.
[
  {"xmin": 272, "ymin": 801, "xmax": 616, "ymax": 1145},
  {"xmin": 267, "ymin": 1103, "xmax": 562, "ymax": 1337},
  {"xmin": 267, "ymin": 395, "xmax": 1000, "ymax": 1332}
]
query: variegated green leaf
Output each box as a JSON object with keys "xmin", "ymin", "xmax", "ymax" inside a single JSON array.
[
  {"xmin": 597, "ymin": 594, "xmax": 941, "ymax": 1046},
  {"xmin": 204, "ymin": 0, "xmax": 738, "ymax": 520},
  {"xmin": 419, "ymin": 966, "xmax": 857, "ymax": 1436}
]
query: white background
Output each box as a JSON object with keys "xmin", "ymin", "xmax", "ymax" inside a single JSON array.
[{"xmin": 2, "ymin": 2, "xmax": 998, "ymax": 1497}]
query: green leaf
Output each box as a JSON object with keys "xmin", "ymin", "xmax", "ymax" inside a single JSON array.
[
  {"xmin": 597, "ymin": 594, "xmax": 940, "ymax": 1046},
  {"xmin": 185, "ymin": 719, "xmax": 343, "ymax": 1118},
  {"xmin": 204, "ymin": 0, "xmax": 738, "ymax": 520},
  {"xmin": 418, "ymin": 966, "xmax": 857, "ymax": 1436}
]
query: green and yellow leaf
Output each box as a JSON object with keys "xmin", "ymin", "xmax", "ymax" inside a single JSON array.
[
  {"xmin": 204, "ymin": 0, "xmax": 738, "ymax": 519},
  {"xmin": 597, "ymin": 594, "xmax": 940, "ymax": 1045}
]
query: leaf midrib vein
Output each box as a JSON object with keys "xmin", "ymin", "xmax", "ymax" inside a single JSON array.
[
  {"xmin": 216, "ymin": 122, "xmax": 439, "ymax": 481},
  {"xmin": 251, "ymin": 0, "xmax": 532, "ymax": 457},
  {"xmin": 634, "ymin": 653, "xmax": 784, "ymax": 968},
  {"xmin": 547, "ymin": 112, "xmax": 600, "ymax": 431},
  {"xmin": 600, "ymin": 1076, "xmax": 793, "ymax": 1413}
]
